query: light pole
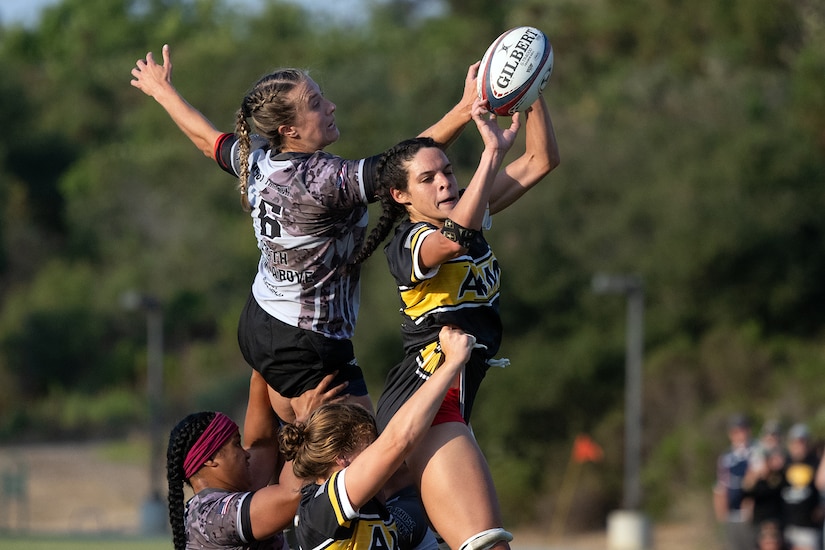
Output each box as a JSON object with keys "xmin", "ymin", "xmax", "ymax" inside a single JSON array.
[
  {"xmin": 592, "ymin": 274, "xmax": 649, "ymax": 550},
  {"xmin": 121, "ymin": 290, "xmax": 166, "ymax": 535}
]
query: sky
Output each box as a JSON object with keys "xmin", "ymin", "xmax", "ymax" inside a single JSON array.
[
  {"xmin": 0, "ymin": 0, "xmax": 370, "ymax": 27},
  {"xmin": 0, "ymin": 0, "xmax": 58, "ymax": 26}
]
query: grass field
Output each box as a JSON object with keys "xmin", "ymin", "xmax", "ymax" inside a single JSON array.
[{"xmin": 0, "ymin": 535, "xmax": 171, "ymax": 549}]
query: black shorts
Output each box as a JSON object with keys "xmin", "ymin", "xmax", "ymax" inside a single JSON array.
[
  {"xmin": 374, "ymin": 341, "xmax": 489, "ymax": 432},
  {"xmin": 237, "ymin": 292, "xmax": 368, "ymax": 398}
]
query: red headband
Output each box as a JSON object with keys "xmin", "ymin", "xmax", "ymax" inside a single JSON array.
[{"xmin": 183, "ymin": 412, "xmax": 239, "ymax": 479}]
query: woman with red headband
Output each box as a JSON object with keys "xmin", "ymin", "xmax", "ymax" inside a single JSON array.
[{"xmin": 166, "ymin": 371, "xmax": 344, "ymax": 550}]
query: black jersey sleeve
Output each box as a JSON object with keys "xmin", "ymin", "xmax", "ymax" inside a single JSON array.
[
  {"xmin": 214, "ymin": 133, "xmax": 270, "ymax": 177},
  {"xmin": 239, "ymin": 490, "xmax": 256, "ymax": 542},
  {"xmin": 361, "ymin": 154, "xmax": 382, "ymax": 203},
  {"xmin": 214, "ymin": 133, "xmax": 237, "ymax": 176}
]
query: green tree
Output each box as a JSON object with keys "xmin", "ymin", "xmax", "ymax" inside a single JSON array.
[{"xmin": 2, "ymin": 0, "xmax": 825, "ymax": 528}]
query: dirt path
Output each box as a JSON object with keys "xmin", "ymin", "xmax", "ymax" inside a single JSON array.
[
  {"xmin": 0, "ymin": 441, "xmax": 152, "ymax": 534},
  {"xmin": 0, "ymin": 441, "xmax": 720, "ymax": 549}
]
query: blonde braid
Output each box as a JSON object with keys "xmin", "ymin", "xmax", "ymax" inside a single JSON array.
[
  {"xmin": 248, "ymin": 90, "xmax": 279, "ymax": 115},
  {"xmin": 232, "ymin": 69, "xmax": 307, "ymax": 212},
  {"xmin": 235, "ymin": 106, "xmax": 252, "ymax": 212}
]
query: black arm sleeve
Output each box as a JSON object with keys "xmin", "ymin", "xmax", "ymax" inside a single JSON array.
[
  {"xmin": 215, "ymin": 133, "xmax": 238, "ymax": 176},
  {"xmin": 361, "ymin": 154, "xmax": 382, "ymax": 203},
  {"xmin": 239, "ymin": 491, "xmax": 257, "ymax": 542},
  {"xmin": 214, "ymin": 133, "xmax": 270, "ymax": 177}
]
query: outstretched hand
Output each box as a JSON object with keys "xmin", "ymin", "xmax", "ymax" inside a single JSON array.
[
  {"xmin": 457, "ymin": 61, "xmax": 482, "ymax": 114},
  {"xmin": 471, "ymin": 97, "xmax": 521, "ymax": 155},
  {"xmin": 291, "ymin": 372, "xmax": 349, "ymax": 424},
  {"xmin": 130, "ymin": 44, "xmax": 174, "ymax": 98}
]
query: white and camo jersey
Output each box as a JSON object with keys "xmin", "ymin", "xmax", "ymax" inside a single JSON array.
[
  {"xmin": 216, "ymin": 134, "xmax": 380, "ymax": 339},
  {"xmin": 185, "ymin": 488, "xmax": 287, "ymax": 550},
  {"xmin": 295, "ymin": 468, "xmax": 399, "ymax": 550}
]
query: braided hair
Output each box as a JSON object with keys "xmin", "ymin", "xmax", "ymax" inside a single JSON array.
[
  {"xmin": 351, "ymin": 137, "xmax": 440, "ymax": 265},
  {"xmin": 279, "ymin": 403, "xmax": 377, "ymax": 481},
  {"xmin": 166, "ymin": 411, "xmax": 216, "ymax": 550},
  {"xmin": 235, "ymin": 69, "xmax": 308, "ymax": 212}
]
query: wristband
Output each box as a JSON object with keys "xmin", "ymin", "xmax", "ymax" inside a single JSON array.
[{"xmin": 441, "ymin": 218, "xmax": 479, "ymax": 248}]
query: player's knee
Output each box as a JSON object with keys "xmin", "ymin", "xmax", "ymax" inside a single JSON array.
[{"xmin": 458, "ymin": 528, "xmax": 513, "ymax": 550}]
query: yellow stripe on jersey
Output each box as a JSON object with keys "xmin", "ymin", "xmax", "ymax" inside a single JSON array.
[
  {"xmin": 351, "ymin": 520, "xmax": 398, "ymax": 550},
  {"xmin": 407, "ymin": 225, "xmax": 430, "ymax": 279},
  {"xmin": 401, "ymin": 250, "xmax": 501, "ymax": 322},
  {"xmin": 328, "ymin": 470, "xmax": 351, "ymax": 527},
  {"xmin": 303, "ymin": 473, "xmax": 399, "ymax": 550},
  {"xmin": 415, "ymin": 341, "xmax": 443, "ymax": 377}
]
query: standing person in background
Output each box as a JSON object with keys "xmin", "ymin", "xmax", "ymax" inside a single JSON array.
[
  {"xmin": 751, "ymin": 420, "xmax": 785, "ymax": 470},
  {"xmin": 758, "ymin": 520, "xmax": 791, "ymax": 550},
  {"xmin": 714, "ymin": 413, "xmax": 756, "ymax": 550},
  {"xmin": 130, "ymin": 44, "xmax": 478, "ymax": 423},
  {"xmin": 779, "ymin": 423, "xmax": 822, "ymax": 550},
  {"xmin": 744, "ymin": 420, "xmax": 787, "ymax": 534},
  {"xmin": 814, "ymin": 437, "xmax": 825, "ymax": 550},
  {"xmin": 353, "ymin": 85, "xmax": 559, "ymax": 550},
  {"xmin": 744, "ymin": 446, "xmax": 787, "ymax": 537}
]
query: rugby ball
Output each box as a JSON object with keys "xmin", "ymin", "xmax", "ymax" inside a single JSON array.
[{"xmin": 478, "ymin": 26, "xmax": 554, "ymax": 116}]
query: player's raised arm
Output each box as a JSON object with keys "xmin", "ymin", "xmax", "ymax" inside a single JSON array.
[
  {"xmin": 130, "ymin": 44, "xmax": 222, "ymax": 160},
  {"xmin": 417, "ymin": 61, "xmax": 480, "ymax": 148},
  {"xmin": 488, "ymin": 95, "xmax": 559, "ymax": 214}
]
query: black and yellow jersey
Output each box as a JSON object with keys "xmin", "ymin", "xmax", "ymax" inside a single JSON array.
[
  {"xmin": 383, "ymin": 220, "xmax": 502, "ymax": 357},
  {"xmin": 296, "ymin": 469, "xmax": 399, "ymax": 550}
]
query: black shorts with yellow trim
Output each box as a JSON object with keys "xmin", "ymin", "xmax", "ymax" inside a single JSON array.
[{"xmin": 374, "ymin": 342, "xmax": 490, "ymax": 432}]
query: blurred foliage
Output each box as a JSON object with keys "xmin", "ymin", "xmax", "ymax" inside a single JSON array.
[{"xmin": 1, "ymin": 0, "xmax": 825, "ymax": 529}]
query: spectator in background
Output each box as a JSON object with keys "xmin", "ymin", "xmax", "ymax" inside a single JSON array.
[
  {"xmin": 744, "ymin": 420, "xmax": 787, "ymax": 534},
  {"xmin": 714, "ymin": 413, "xmax": 756, "ymax": 550},
  {"xmin": 744, "ymin": 445, "xmax": 787, "ymax": 536},
  {"xmin": 779, "ymin": 423, "xmax": 822, "ymax": 550},
  {"xmin": 757, "ymin": 520, "xmax": 790, "ymax": 550},
  {"xmin": 755, "ymin": 420, "xmax": 785, "ymax": 460},
  {"xmin": 814, "ymin": 442, "xmax": 825, "ymax": 550}
]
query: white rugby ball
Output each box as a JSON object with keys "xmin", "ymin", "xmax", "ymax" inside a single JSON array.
[{"xmin": 477, "ymin": 26, "xmax": 554, "ymax": 116}]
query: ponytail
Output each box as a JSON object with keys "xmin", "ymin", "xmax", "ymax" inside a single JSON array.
[
  {"xmin": 235, "ymin": 106, "xmax": 253, "ymax": 212},
  {"xmin": 234, "ymin": 69, "xmax": 307, "ymax": 212},
  {"xmin": 352, "ymin": 137, "xmax": 438, "ymax": 265},
  {"xmin": 166, "ymin": 412, "xmax": 216, "ymax": 550}
]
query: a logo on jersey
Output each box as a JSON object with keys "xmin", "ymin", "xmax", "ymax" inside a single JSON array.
[
  {"xmin": 782, "ymin": 462, "xmax": 815, "ymax": 504},
  {"xmin": 458, "ymin": 256, "xmax": 501, "ymax": 299},
  {"xmin": 368, "ymin": 524, "xmax": 399, "ymax": 550},
  {"xmin": 400, "ymin": 251, "xmax": 501, "ymax": 322},
  {"xmin": 336, "ymin": 165, "xmax": 348, "ymax": 191},
  {"xmin": 786, "ymin": 463, "xmax": 814, "ymax": 488},
  {"xmin": 252, "ymin": 163, "xmax": 264, "ymax": 182}
]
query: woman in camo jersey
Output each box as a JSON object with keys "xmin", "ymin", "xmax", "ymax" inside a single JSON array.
[
  {"xmin": 165, "ymin": 372, "xmax": 343, "ymax": 550},
  {"xmin": 131, "ymin": 44, "xmax": 478, "ymax": 424}
]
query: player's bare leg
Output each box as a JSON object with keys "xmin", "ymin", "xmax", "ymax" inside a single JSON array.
[{"xmin": 406, "ymin": 421, "xmax": 511, "ymax": 550}]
